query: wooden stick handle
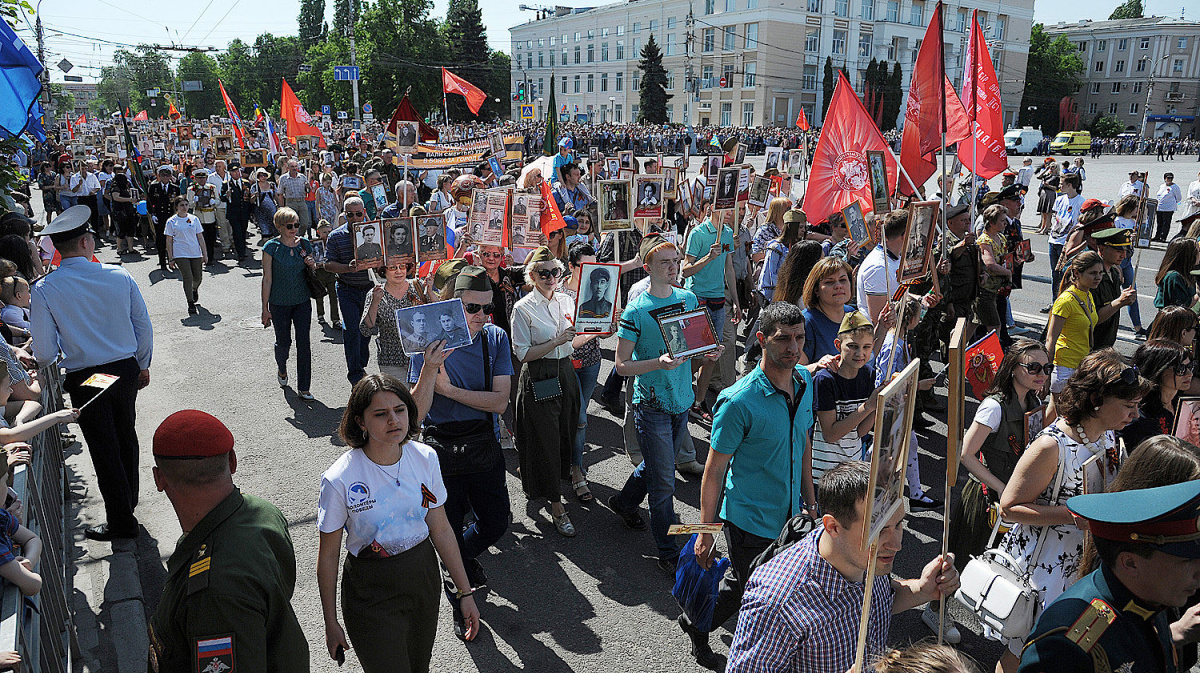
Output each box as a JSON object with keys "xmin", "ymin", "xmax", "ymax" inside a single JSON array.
[{"xmin": 853, "ymin": 542, "xmax": 879, "ymax": 673}]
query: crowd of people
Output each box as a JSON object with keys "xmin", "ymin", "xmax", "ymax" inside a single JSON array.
[{"xmin": 8, "ymin": 112, "xmax": 1200, "ymax": 673}]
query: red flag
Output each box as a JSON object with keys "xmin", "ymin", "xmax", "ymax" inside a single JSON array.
[
  {"xmin": 133, "ymin": 110, "xmax": 148, "ymax": 121},
  {"xmin": 166, "ymin": 97, "xmax": 180, "ymax": 121},
  {"xmin": 218, "ymin": 81, "xmax": 247, "ymax": 149},
  {"xmin": 796, "ymin": 107, "xmax": 809, "ymax": 131},
  {"xmin": 442, "ymin": 67, "xmax": 487, "ymax": 116},
  {"xmin": 66, "ymin": 116, "xmax": 74, "ymax": 140},
  {"xmin": 801, "ymin": 71, "xmax": 898, "ymax": 225},
  {"xmin": 280, "ymin": 78, "xmax": 327, "ymax": 147},
  {"xmin": 957, "ymin": 10, "xmax": 1008, "ymax": 179},
  {"xmin": 964, "ymin": 330, "xmax": 1003, "ymax": 399},
  {"xmin": 386, "ymin": 93, "xmax": 439, "ymax": 142},
  {"xmin": 74, "ymin": 112, "xmax": 87, "ymax": 126},
  {"xmin": 539, "ymin": 180, "xmax": 567, "ymax": 236}
]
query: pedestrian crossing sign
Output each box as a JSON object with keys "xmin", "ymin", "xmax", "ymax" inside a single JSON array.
[{"xmin": 520, "ymin": 104, "xmax": 534, "ymax": 120}]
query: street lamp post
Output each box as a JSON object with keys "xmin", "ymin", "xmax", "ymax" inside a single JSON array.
[
  {"xmin": 538, "ymin": 97, "xmax": 544, "ymax": 122},
  {"xmin": 1139, "ymin": 54, "xmax": 1171, "ymax": 141},
  {"xmin": 609, "ymin": 96, "xmax": 615, "ymax": 124}
]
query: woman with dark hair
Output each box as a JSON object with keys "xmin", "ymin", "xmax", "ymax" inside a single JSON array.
[
  {"xmin": 948, "ymin": 339, "xmax": 1049, "ymax": 572},
  {"xmin": 755, "ymin": 211, "xmax": 804, "ymax": 303},
  {"xmin": 316, "ymin": 368, "xmax": 480, "ymax": 671},
  {"xmin": 562, "ymin": 241, "xmax": 607, "ymax": 502},
  {"xmin": 0, "ymin": 235, "xmax": 36, "ymax": 282},
  {"xmin": 799, "ymin": 256, "xmax": 856, "ymax": 364},
  {"xmin": 772, "ymin": 240, "xmax": 823, "ymax": 306},
  {"xmin": 1121, "ymin": 339, "xmax": 1193, "ymax": 450},
  {"xmin": 1154, "ymin": 237, "xmax": 1199, "ymax": 309},
  {"xmin": 989, "ymin": 349, "xmax": 1152, "ymax": 673},
  {"xmin": 1148, "ymin": 306, "xmax": 1200, "ymax": 394}
]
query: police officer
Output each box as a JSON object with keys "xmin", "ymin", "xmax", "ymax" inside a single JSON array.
[
  {"xmin": 1020, "ymin": 479, "xmax": 1200, "ymax": 673},
  {"xmin": 148, "ymin": 410, "xmax": 308, "ymax": 672}
]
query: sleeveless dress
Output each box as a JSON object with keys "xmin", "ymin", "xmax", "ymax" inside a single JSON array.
[{"xmin": 988, "ymin": 422, "xmax": 1123, "ymax": 654}]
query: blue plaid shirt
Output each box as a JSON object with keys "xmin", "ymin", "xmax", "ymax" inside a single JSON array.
[{"xmin": 727, "ymin": 526, "xmax": 895, "ymax": 673}]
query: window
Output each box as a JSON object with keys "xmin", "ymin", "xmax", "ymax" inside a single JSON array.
[
  {"xmin": 633, "ymin": 37, "xmax": 640, "ymax": 53},
  {"xmin": 993, "ymin": 18, "xmax": 1005, "ymax": 40},
  {"xmin": 573, "ymin": 75, "xmax": 580, "ymax": 93},
  {"xmin": 724, "ymin": 26, "xmax": 736, "ymax": 50},
  {"xmin": 1088, "ymin": 103, "xmax": 1097, "ymax": 114},
  {"xmin": 616, "ymin": 72, "xmax": 623, "ymax": 90},
  {"xmin": 562, "ymin": 47, "xmax": 567, "ymax": 63},
  {"xmin": 1111, "ymin": 82, "xmax": 1121, "ymax": 93},
  {"xmin": 1078, "ymin": 41, "xmax": 1087, "ymax": 52},
  {"xmin": 861, "ymin": 0, "xmax": 874, "ymax": 20},
  {"xmin": 1133, "ymin": 81, "xmax": 1143, "ymax": 93},
  {"xmin": 955, "ymin": 9, "xmax": 966, "ymax": 31},
  {"xmin": 1114, "ymin": 59, "xmax": 1124, "ymax": 72},
  {"xmin": 747, "ymin": 0, "xmax": 757, "ymax": 9},
  {"xmin": 723, "ymin": 63, "xmax": 735, "ymax": 85},
  {"xmin": 666, "ymin": 71, "xmax": 674, "ymax": 89},
  {"xmin": 601, "ymin": 73, "xmax": 608, "ymax": 92},
  {"xmin": 574, "ymin": 31, "xmax": 580, "ymax": 42},
  {"xmin": 885, "ymin": 1, "xmax": 899, "ymax": 22},
  {"xmin": 561, "ymin": 76, "xmax": 567, "ymax": 93},
  {"xmin": 803, "ymin": 64, "xmax": 817, "ymax": 90},
  {"xmin": 666, "ymin": 34, "xmax": 676, "ymax": 56},
  {"xmin": 601, "ymin": 27, "xmax": 609, "ymax": 37},
  {"xmin": 632, "ymin": 22, "xmax": 641, "ymax": 32},
  {"xmin": 807, "ymin": 0, "xmax": 821, "ymax": 11},
  {"xmin": 587, "ymin": 74, "xmax": 594, "ymax": 92},
  {"xmin": 859, "ymin": 33, "xmax": 872, "ymax": 57},
  {"xmin": 668, "ymin": 17, "xmax": 676, "ymax": 28},
  {"xmin": 649, "ymin": 19, "xmax": 659, "ymax": 30},
  {"xmin": 1118, "ymin": 38, "xmax": 1128, "ymax": 50},
  {"xmin": 887, "ymin": 37, "xmax": 897, "ymax": 60},
  {"xmin": 1174, "ymin": 59, "xmax": 1185, "ymax": 73},
  {"xmin": 1109, "ymin": 103, "xmax": 1118, "ymax": 114},
  {"xmin": 615, "ymin": 104, "xmax": 622, "ymax": 122},
  {"xmin": 537, "ymin": 78, "xmax": 543, "ymax": 95},
  {"xmin": 616, "ymin": 40, "xmax": 624, "ymax": 59},
  {"xmin": 1097, "ymin": 40, "xmax": 1106, "ymax": 52},
  {"xmin": 666, "ymin": 105, "xmax": 673, "ymax": 123},
  {"xmin": 743, "ymin": 61, "xmax": 756, "ymax": 86},
  {"xmin": 513, "ymin": 40, "xmax": 519, "ymax": 52},
  {"xmin": 745, "ymin": 23, "xmax": 758, "ymax": 49},
  {"xmin": 602, "ymin": 42, "xmax": 609, "ymax": 60},
  {"xmin": 702, "ymin": 64, "xmax": 714, "ymax": 87},
  {"xmin": 912, "ymin": 39, "xmax": 920, "ymax": 63},
  {"xmin": 1139, "ymin": 37, "xmax": 1149, "ymax": 49},
  {"xmin": 575, "ymin": 46, "xmax": 581, "ymax": 63},
  {"xmin": 526, "ymin": 53, "xmax": 532, "ymax": 68},
  {"xmin": 631, "ymin": 104, "xmax": 638, "ymax": 119},
  {"xmin": 703, "ymin": 28, "xmax": 715, "ymax": 52},
  {"xmin": 1170, "ymin": 81, "xmax": 1181, "ymax": 92},
  {"xmin": 617, "ymin": 25, "xmax": 624, "ymax": 36},
  {"xmin": 720, "ymin": 102, "xmax": 732, "ymax": 125},
  {"xmin": 832, "ymin": 29, "xmax": 847, "ymax": 55},
  {"xmin": 910, "ymin": 2, "xmax": 923, "ymax": 25},
  {"xmin": 1129, "ymin": 102, "xmax": 1139, "ymax": 114},
  {"xmin": 1136, "ymin": 58, "xmax": 1146, "ymax": 72},
  {"xmin": 1094, "ymin": 60, "xmax": 1104, "ymax": 72},
  {"xmin": 805, "ymin": 27, "xmax": 820, "ymax": 52},
  {"xmin": 704, "ymin": 0, "xmax": 714, "ymax": 14},
  {"xmin": 834, "ymin": 0, "xmax": 848, "ymax": 17},
  {"xmin": 742, "ymin": 102, "xmax": 754, "ymax": 126},
  {"xmin": 726, "ymin": 0, "xmax": 736, "ymax": 10},
  {"xmin": 1179, "ymin": 37, "xmax": 1188, "ymax": 49},
  {"xmin": 587, "ymin": 29, "xmax": 595, "ymax": 39},
  {"xmin": 587, "ymin": 44, "xmax": 595, "ymax": 62},
  {"xmin": 538, "ymin": 52, "xmax": 543, "ymax": 67},
  {"xmin": 537, "ymin": 38, "xmax": 543, "ymax": 47},
  {"xmin": 527, "ymin": 40, "xmax": 532, "ymax": 48},
  {"xmin": 633, "ymin": 73, "xmax": 641, "ymax": 91}
]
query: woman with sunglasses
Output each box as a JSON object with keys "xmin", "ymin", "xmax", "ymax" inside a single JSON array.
[
  {"xmin": 361, "ymin": 261, "xmax": 426, "ymax": 383},
  {"xmin": 510, "ymin": 246, "xmax": 581, "ymax": 536},
  {"xmin": 1148, "ymin": 306, "xmax": 1200, "ymax": 394},
  {"xmin": 1120, "ymin": 339, "xmax": 1193, "ymax": 451},
  {"xmin": 988, "ymin": 349, "xmax": 1151, "ymax": 673},
  {"xmin": 261, "ymin": 207, "xmax": 318, "ymax": 401},
  {"xmin": 469, "ymin": 244, "xmax": 523, "ymax": 337},
  {"xmin": 948, "ymin": 339, "xmax": 1049, "ymax": 572}
]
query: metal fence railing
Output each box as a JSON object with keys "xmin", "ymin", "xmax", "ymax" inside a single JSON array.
[{"xmin": 0, "ymin": 365, "xmax": 73, "ymax": 673}]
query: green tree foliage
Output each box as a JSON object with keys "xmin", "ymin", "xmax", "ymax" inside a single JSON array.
[
  {"xmin": 355, "ymin": 0, "xmax": 448, "ymax": 121},
  {"xmin": 1088, "ymin": 114, "xmax": 1124, "ymax": 137},
  {"xmin": 96, "ymin": 47, "xmax": 174, "ymax": 116},
  {"xmin": 1018, "ymin": 24, "xmax": 1084, "ymax": 136},
  {"xmin": 332, "ymin": 0, "xmax": 361, "ymax": 40},
  {"xmin": 821, "ymin": 57, "xmax": 834, "ymax": 121},
  {"xmin": 880, "ymin": 62, "xmax": 903, "ymax": 132},
  {"xmin": 48, "ymin": 83, "xmax": 74, "ymax": 117},
  {"xmin": 176, "ymin": 53, "xmax": 223, "ymax": 118},
  {"xmin": 637, "ymin": 34, "xmax": 671, "ymax": 124},
  {"xmin": 298, "ymin": 0, "xmax": 327, "ymax": 47},
  {"xmin": 1108, "ymin": 0, "xmax": 1143, "ymax": 20}
]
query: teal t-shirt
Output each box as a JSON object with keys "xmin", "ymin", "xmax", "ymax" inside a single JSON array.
[
  {"xmin": 616, "ymin": 286, "xmax": 699, "ymax": 415},
  {"xmin": 263, "ymin": 237, "xmax": 314, "ymax": 306},
  {"xmin": 684, "ymin": 220, "xmax": 734, "ymax": 300}
]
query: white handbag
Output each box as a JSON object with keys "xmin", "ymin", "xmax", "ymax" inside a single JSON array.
[{"xmin": 954, "ymin": 461, "xmax": 1065, "ymax": 639}]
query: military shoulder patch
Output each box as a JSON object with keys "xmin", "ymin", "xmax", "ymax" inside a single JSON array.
[
  {"xmin": 1065, "ymin": 598, "xmax": 1117, "ymax": 653},
  {"xmin": 196, "ymin": 634, "xmax": 234, "ymax": 673},
  {"xmin": 187, "ymin": 543, "xmax": 211, "ymax": 595}
]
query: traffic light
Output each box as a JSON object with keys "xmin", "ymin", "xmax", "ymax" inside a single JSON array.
[{"xmin": 517, "ymin": 81, "xmax": 526, "ymax": 102}]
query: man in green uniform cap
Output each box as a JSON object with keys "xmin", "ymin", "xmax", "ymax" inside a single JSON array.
[
  {"xmin": 1020, "ymin": 478, "xmax": 1200, "ymax": 673},
  {"xmin": 148, "ymin": 409, "xmax": 308, "ymax": 673},
  {"xmin": 1089, "ymin": 224, "xmax": 1130, "ymax": 349}
]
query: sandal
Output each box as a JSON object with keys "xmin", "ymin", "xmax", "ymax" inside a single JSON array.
[
  {"xmin": 689, "ymin": 403, "xmax": 713, "ymax": 423},
  {"xmin": 572, "ymin": 479, "xmax": 594, "ymax": 503},
  {"xmin": 553, "ymin": 511, "xmax": 577, "ymax": 537}
]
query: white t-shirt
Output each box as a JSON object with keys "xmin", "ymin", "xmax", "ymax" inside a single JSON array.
[
  {"xmin": 207, "ymin": 171, "xmax": 227, "ymax": 208},
  {"xmin": 973, "ymin": 396, "xmax": 1002, "ymax": 431},
  {"xmin": 1049, "ymin": 193, "xmax": 1084, "ymax": 245},
  {"xmin": 317, "ymin": 442, "xmax": 447, "ymax": 558},
  {"xmin": 1114, "ymin": 216, "xmax": 1137, "ymax": 231},
  {"xmin": 164, "ymin": 214, "xmax": 206, "ymax": 259},
  {"xmin": 856, "ymin": 244, "xmax": 899, "ymax": 312}
]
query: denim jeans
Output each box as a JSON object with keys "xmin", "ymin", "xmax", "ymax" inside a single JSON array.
[
  {"xmin": 1049, "ymin": 242, "xmax": 1064, "ymax": 297},
  {"xmin": 335, "ymin": 282, "xmax": 371, "ymax": 383},
  {"xmin": 1119, "ymin": 254, "xmax": 1142, "ymax": 327},
  {"xmin": 572, "ymin": 360, "xmax": 601, "ymax": 473},
  {"xmin": 615, "ymin": 405, "xmax": 687, "ymax": 559},
  {"xmin": 270, "ymin": 301, "xmax": 312, "ymax": 391}
]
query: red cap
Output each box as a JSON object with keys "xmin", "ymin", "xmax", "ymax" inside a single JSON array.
[
  {"xmin": 1080, "ymin": 198, "xmax": 1105, "ymax": 212},
  {"xmin": 153, "ymin": 410, "xmax": 235, "ymax": 458}
]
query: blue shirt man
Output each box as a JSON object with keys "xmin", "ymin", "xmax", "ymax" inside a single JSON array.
[{"xmin": 321, "ymin": 197, "xmax": 373, "ymax": 383}]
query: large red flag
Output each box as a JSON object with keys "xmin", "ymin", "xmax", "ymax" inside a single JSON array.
[
  {"xmin": 442, "ymin": 68, "xmax": 487, "ymax": 116},
  {"xmin": 386, "ymin": 93, "xmax": 439, "ymax": 142},
  {"xmin": 899, "ymin": 2, "xmax": 970, "ymax": 196},
  {"xmin": 539, "ymin": 180, "xmax": 568, "ymax": 236},
  {"xmin": 957, "ymin": 9, "xmax": 1009, "ymax": 179},
  {"xmin": 796, "ymin": 107, "xmax": 809, "ymax": 131},
  {"xmin": 280, "ymin": 78, "xmax": 327, "ymax": 147},
  {"xmin": 802, "ymin": 71, "xmax": 898, "ymax": 225},
  {"xmin": 74, "ymin": 112, "xmax": 87, "ymax": 126},
  {"xmin": 133, "ymin": 110, "xmax": 148, "ymax": 121},
  {"xmin": 218, "ymin": 80, "xmax": 247, "ymax": 149}
]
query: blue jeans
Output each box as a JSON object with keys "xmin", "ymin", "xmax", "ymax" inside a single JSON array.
[
  {"xmin": 1049, "ymin": 242, "xmax": 1064, "ymax": 297},
  {"xmin": 615, "ymin": 405, "xmax": 687, "ymax": 559},
  {"xmin": 573, "ymin": 360, "xmax": 601, "ymax": 473},
  {"xmin": 335, "ymin": 283, "xmax": 371, "ymax": 383},
  {"xmin": 269, "ymin": 301, "xmax": 312, "ymax": 391},
  {"xmin": 1119, "ymin": 254, "xmax": 1143, "ymax": 328}
]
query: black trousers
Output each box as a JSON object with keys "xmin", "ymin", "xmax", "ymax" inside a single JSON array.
[
  {"xmin": 152, "ymin": 214, "xmax": 168, "ymax": 266},
  {"xmin": 65, "ymin": 358, "xmax": 142, "ymax": 532},
  {"xmin": 1155, "ymin": 211, "xmax": 1174, "ymax": 241},
  {"xmin": 701, "ymin": 522, "xmax": 774, "ymax": 633},
  {"xmin": 229, "ymin": 214, "xmax": 249, "ymax": 259},
  {"xmin": 201, "ymin": 218, "xmax": 218, "ymax": 260}
]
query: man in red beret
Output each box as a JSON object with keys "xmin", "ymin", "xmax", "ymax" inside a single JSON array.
[{"xmin": 147, "ymin": 410, "xmax": 308, "ymax": 673}]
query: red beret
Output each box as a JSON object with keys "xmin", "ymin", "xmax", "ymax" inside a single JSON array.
[
  {"xmin": 153, "ymin": 410, "xmax": 234, "ymax": 458},
  {"xmin": 1080, "ymin": 198, "xmax": 1106, "ymax": 212}
]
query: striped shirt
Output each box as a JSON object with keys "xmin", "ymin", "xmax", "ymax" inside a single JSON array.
[
  {"xmin": 810, "ymin": 366, "xmax": 874, "ymax": 482},
  {"xmin": 325, "ymin": 223, "xmax": 373, "ymax": 288},
  {"xmin": 727, "ymin": 526, "xmax": 895, "ymax": 673}
]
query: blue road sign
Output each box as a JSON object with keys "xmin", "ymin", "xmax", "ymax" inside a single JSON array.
[
  {"xmin": 333, "ymin": 66, "xmax": 360, "ymax": 81},
  {"xmin": 321, "ymin": 105, "xmax": 331, "ymax": 115},
  {"xmin": 362, "ymin": 103, "xmax": 372, "ymax": 113}
]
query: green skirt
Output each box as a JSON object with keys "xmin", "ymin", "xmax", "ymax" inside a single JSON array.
[{"xmin": 342, "ymin": 538, "xmax": 440, "ymax": 673}]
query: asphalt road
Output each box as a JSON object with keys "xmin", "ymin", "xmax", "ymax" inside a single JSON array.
[{"xmin": 44, "ymin": 152, "xmax": 1193, "ymax": 672}]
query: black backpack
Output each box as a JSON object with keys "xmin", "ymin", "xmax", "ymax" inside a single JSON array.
[{"xmin": 747, "ymin": 513, "xmax": 816, "ymax": 575}]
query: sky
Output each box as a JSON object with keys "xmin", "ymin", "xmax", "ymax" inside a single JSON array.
[{"xmin": 26, "ymin": 0, "xmax": 1186, "ymax": 86}]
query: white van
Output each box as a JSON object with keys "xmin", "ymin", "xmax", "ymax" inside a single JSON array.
[{"xmin": 1004, "ymin": 128, "xmax": 1044, "ymax": 155}]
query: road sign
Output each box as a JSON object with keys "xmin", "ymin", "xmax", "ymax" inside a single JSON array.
[
  {"xmin": 63, "ymin": 75, "xmax": 82, "ymax": 83},
  {"xmin": 520, "ymin": 104, "xmax": 534, "ymax": 120},
  {"xmin": 321, "ymin": 105, "xmax": 331, "ymax": 115},
  {"xmin": 146, "ymin": 88, "xmax": 160, "ymax": 98},
  {"xmin": 337, "ymin": 110, "xmax": 348, "ymax": 119},
  {"xmin": 57, "ymin": 58, "xmax": 72, "ymax": 73},
  {"xmin": 363, "ymin": 113, "xmax": 374, "ymax": 121},
  {"xmin": 333, "ymin": 66, "xmax": 360, "ymax": 81},
  {"xmin": 182, "ymin": 80, "xmax": 203, "ymax": 92},
  {"xmin": 298, "ymin": 64, "xmax": 313, "ymax": 73},
  {"xmin": 719, "ymin": 76, "xmax": 727, "ymax": 88},
  {"xmin": 362, "ymin": 103, "xmax": 372, "ymax": 113},
  {"xmin": 353, "ymin": 120, "xmax": 361, "ymax": 130}
]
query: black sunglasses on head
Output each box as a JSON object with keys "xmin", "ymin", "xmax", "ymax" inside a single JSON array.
[
  {"xmin": 1118, "ymin": 366, "xmax": 1140, "ymax": 384},
  {"xmin": 464, "ymin": 302, "xmax": 494, "ymax": 315}
]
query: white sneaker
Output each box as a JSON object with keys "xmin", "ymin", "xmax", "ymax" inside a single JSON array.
[{"xmin": 921, "ymin": 605, "xmax": 961, "ymax": 644}]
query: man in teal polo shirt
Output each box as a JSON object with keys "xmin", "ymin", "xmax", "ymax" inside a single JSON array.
[
  {"xmin": 678, "ymin": 301, "xmax": 815, "ymax": 668},
  {"xmin": 682, "ymin": 206, "xmax": 742, "ymax": 419}
]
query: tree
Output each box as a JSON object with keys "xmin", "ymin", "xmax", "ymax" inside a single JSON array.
[
  {"xmin": 637, "ymin": 34, "xmax": 671, "ymax": 124},
  {"xmin": 47, "ymin": 83, "xmax": 74, "ymax": 118},
  {"xmin": 176, "ymin": 53, "xmax": 223, "ymax": 118},
  {"xmin": 881, "ymin": 62, "xmax": 903, "ymax": 132},
  {"xmin": 1018, "ymin": 24, "xmax": 1084, "ymax": 135},
  {"xmin": 332, "ymin": 0, "xmax": 361, "ymax": 39},
  {"xmin": 821, "ymin": 56, "xmax": 834, "ymax": 121},
  {"xmin": 95, "ymin": 46, "xmax": 174, "ymax": 117},
  {"xmin": 1088, "ymin": 114, "xmax": 1123, "ymax": 137},
  {"xmin": 298, "ymin": 0, "xmax": 327, "ymax": 47},
  {"xmin": 1108, "ymin": 0, "xmax": 1143, "ymax": 19},
  {"xmin": 444, "ymin": 0, "xmax": 493, "ymax": 121},
  {"xmin": 355, "ymin": 0, "xmax": 449, "ymax": 121}
]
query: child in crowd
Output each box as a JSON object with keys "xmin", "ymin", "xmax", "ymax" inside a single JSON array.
[
  {"xmin": 164, "ymin": 196, "xmax": 207, "ymax": 315},
  {"xmin": 312, "ymin": 220, "xmax": 341, "ymax": 329},
  {"xmin": 0, "ymin": 368, "xmax": 78, "ymax": 442},
  {"xmin": 0, "ymin": 492, "xmax": 42, "ymax": 596},
  {"xmin": 0, "ymin": 276, "xmax": 31, "ymax": 335},
  {"xmin": 811, "ymin": 311, "xmax": 882, "ymax": 483}
]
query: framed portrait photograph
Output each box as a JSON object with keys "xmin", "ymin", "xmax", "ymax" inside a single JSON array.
[
  {"xmin": 416, "ymin": 215, "xmax": 447, "ymax": 263},
  {"xmin": 574, "ymin": 262, "xmax": 621, "ymax": 334},
  {"xmin": 764, "ymin": 147, "xmax": 783, "ymax": 173},
  {"xmin": 899, "ymin": 200, "xmax": 940, "ymax": 284},
  {"xmin": 748, "ymin": 176, "xmax": 772, "ymax": 209},
  {"xmin": 1024, "ymin": 404, "xmax": 1047, "ymax": 448},
  {"xmin": 867, "ymin": 150, "xmax": 890, "ymax": 214},
  {"xmin": 734, "ymin": 144, "xmax": 747, "ymax": 164},
  {"xmin": 1175, "ymin": 397, "xmax": 1200, "ymax": 445},
  {"xmin": 841, "ymin": 201, "xmax": 871, "ymax": 248},
  {"xmin": 588, "ymin": 146, "xmax": 600, "ymax": 162},
  {"xmin": 662, "ymin": 167, "xmax": 679, "ymax": 200},
  {"xmin": 395, "ymin": 299, "xmax": 473, "ymax": 355},
  {"xmin": 606, "ymin": 158, "xmax": 620, "ymax": 177},
  {"xmin": 737, "ymin": 165, "xmax": 751, "ymax": 202},
  {"xmin": 487, "ymin": 156, "xmax": 503, "ymax": 178},
  {"xmin": 395, "ymin": 121, "xmax": 419, "ymax": 151},
  {"xmin": 657, "ymin": 308, "xmax": 719, "ymax": 360},
  {"xmin": 383, "ymin": 217, "xmax": 416, "ymax": 265},
  {"xmin": 632, "ymin": 174, "xmax": 665, "ymax": 219},
  {"xmin": 509, "ymin": 192, "xmax": 541, "ymax": 249},
  {"xmin": 863, "ymin": 359, "xmax": 919, "ymax": 547},
  {"xmin": 618, "ymin": 168, "xmax": 636, "ymax": 182},
  {"xmin": 682, "ymin": 143, "xmax": 690, "ymax": 172},
  {"xmin": 676, "ymin": 175, "xmax": 693, "ymax": 212},
  {"xmin": 214, "ymin": 135, "xmax": 234, "ymax": 155},
  {"xmin": 674, "ymin": 155, "xmax": 687, "ymax": 171},
  {"xmin": 243, "ymin": 149, "xmax": 266, "ymax": 167},
  {"xmin": 353, "ymin": 221, "xmax": 386, "ymax": 268},
  {"xmin": 618, "ymin": 150, "xmax": 635, "ymax": 171},
  {"xmin": 177, "ymin": 125, "xmax": 194, "ymax": 142},
  {"xmin": 706, "ymin": 155, "xmax": 723, "ymax": 180},
  {"xmin": 1136, "ymin": 198, "xmax": 1158, "ymax": 248},
  {"xmin": 789, "ymin": 149, "xmax": 805, "ymax": 178},
  {"xmin": 715, "ymin": 167, "xmax": 739, "ymax": 211},
  {"xmin": 488, "ymin": 131, "xmax": 505, "ymax": 157},
  {"xmin": 481, "ymin": 193, "xmax": 509, "ymax": 247},
  {"xmin": 599, "ymin": 179, "xmax": 632, "ymax": 232},
  {"xmin": 295, "ymin": 136, "xmax": 313, "ymax": 157}
]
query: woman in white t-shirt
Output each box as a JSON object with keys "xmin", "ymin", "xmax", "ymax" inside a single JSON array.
[
  {"xmin": 163, "ymin": 196, "xmax": 207, "ymax": 315},
  {"xmin": 316, "ymin": 364, "xmax": 480, "ymax": 672}
]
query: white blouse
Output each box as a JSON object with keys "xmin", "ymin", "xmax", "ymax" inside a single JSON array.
[{"xmin": 511, "ymin": 289, "xmax": 575, "ymax": 361}]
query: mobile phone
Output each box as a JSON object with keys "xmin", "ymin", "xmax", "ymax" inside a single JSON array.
[
  {"xmin": 335, "ymin": 645, "xmax": 345, "ymax": 666},
  {"xmin": 933, "ymin": 368, "xmax": 949, "ymax": 387}
]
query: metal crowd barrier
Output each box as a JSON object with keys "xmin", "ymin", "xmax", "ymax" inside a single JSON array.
[{"xmin": 0, "ymin": 365, "xmax": 73, "ymax": 673}]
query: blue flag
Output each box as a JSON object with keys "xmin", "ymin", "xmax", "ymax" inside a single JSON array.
[
  {"xmin": 0, "ymin": 19, "xmax": 43, "ymax": 138},
  {"xmin": 25, "ymin": 100, "xmax": 44, "ymax": 143}
]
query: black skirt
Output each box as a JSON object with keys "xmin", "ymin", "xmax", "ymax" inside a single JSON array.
[{"xmin": 515, "ymin": 356, "xmax": 581, "ymax": 500}]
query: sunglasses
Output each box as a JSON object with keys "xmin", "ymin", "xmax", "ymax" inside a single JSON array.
[
  {"xmin": 282, "ymin": 223, "xmax": 299, "ymax": 230},
  {"xmin": 345, "ymin": 211, "xmax": 366, "ymax": 219},
  {"xmin": 464, "ymin": 302, "xmax": 494, "ymax": 315},
  {"xmin": 480, "ymin": 251, "xmax": 503, "ymax": 259},
  {"xmin": 1118, "ymin": 366, "xmax": 1140, "ymax": 385},
  {"xmin": 1018, "ymin": 362, "xmax": 1053, "ymax": 376},
  {"xmin": 1175, "ymin": 360, "xmax": 1194, "ymax": 376},
  {"xmin": 536, "ymin": 267, "xmax": 563, "ymax": 280}
]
